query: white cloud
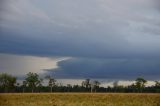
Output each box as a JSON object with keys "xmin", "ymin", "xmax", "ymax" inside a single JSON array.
[{"xmin": 0, "ymin": 53, "xmax": 68, "ymax": 76}]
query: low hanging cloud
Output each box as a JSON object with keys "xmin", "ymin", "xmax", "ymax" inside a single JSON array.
[
  {"xmin": 0, "ymin": 0, "xmax": 160, "ymax": 79},
  {"xmin": 45, "ymin": 58, "xmax": 160, "ymax": 80}
]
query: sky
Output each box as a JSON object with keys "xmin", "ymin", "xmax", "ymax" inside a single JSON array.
[{"xmin": 0, "ymin": 0, "xmax": 160, "ymax": 86}]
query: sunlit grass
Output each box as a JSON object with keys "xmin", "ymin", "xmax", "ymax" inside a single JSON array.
[{"xmin": 0, "ymin": 93, "xmax": 160, "ymax": 106}]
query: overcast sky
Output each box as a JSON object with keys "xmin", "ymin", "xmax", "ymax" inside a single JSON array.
[{"xmin": 0, "ymin": 0, "xmax": 160, "ymax": 81}]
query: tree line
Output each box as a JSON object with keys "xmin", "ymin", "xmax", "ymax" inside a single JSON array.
[{"xmin": 0, "ymin": 72, "xmax": 160, "ymax": 93}]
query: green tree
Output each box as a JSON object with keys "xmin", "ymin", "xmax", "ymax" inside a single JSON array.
[
  {"xmin": 0, "ymin": 73, "xmax": 16, "ymax": 92},
  {"xmin": 25, "ymin": 72, "xmax": 41, "ymax": 93},
  {"xmin": 45, "ymin": 75, "xmax": 56, "ymax": 92},
  {"xmin": 135, "ymin": 77, "xmax": 147, "ymax": 92}
]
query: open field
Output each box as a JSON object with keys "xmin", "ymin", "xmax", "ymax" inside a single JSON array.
[{"xmin": 0, "ymin": 93, "xmax": 160, "ymax": 106}]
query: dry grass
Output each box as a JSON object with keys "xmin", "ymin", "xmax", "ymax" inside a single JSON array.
[{"xmin": 0, "ymin": 93, "xmax": 160, "ymax": 106}]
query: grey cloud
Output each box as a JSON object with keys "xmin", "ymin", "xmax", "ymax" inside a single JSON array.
[
  {"xmin": 46, "ymin": 58, "xmax": 160, "ymax": 80},
  {"xmin": 1, "ymin": 0, "xmax": 160, "ymax": 58},
  {"xmin": 1, "ymin": 0, "xmax": 160, "ymax": 80},
  {"xmin": 155, "ymin": 0, "xmax": 160, "ymax": 10}
]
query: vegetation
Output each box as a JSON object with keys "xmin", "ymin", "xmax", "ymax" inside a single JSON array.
[
  {"xmin": 0, "ymin": 72, "xmax": 160, "ymax": 93},
  {"xmin": 135, "ymin": 77, "xmax": 147, "ymax": 92},
  {"xmin": 0, "ymin": 73, "xmax": 160, "ymax": 106},
  {"xmin": 45, "ymin": 75, "xmax": 56, "ymax": 92},
  {"xmin": 0, "ymin": 93, "xmax": 160, "ymax": 106},
  {"xmin": 0, "ymin": 73, "xmax": 16, "ymax": 92},
  {"xmin": 25, "ymin": 72, "xmax": 43, "ymax": 93}
]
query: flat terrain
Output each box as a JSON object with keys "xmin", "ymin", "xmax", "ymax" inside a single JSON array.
[{"xmin": 0, "ymin": 93, "xmax": 160, "ymax": 106}]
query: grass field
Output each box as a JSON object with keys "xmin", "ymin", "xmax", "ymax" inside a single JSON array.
[{"xmin": 0, "ymin": 93, "xmax": 160, "ymax": 106}]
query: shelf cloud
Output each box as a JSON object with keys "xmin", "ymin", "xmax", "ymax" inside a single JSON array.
[
  {"xmin": 46, "ymin": 58, "xmax": 160, "ymax": 80},
  {"xmin": 0, "ymin": 0, "xmax": 160, "ymax": 80}
]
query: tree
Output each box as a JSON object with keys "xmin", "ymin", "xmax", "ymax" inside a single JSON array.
[
  {"xmin": 155, "ymin": 81, "xmax": 160, "ymax": 87},
  {"xmin": 22, "ymin": 81, "xmax": 27, "ymax": 93},
  {"xmin": 113, "ymin": 81, "xmax": 125, "ymax": 92},
  {"xmin": 154, "ymin": 81, "xmax": 160, "ymax": 93},
  {"xmin": 135, "ymin": 77, "xmax": 147, "ymax": 92},
  {"xmin": 128, "ymin": 83, "xmax": 137, "ymax": 92},
  {"xmin": 82, "ymin": 79, "xmax": 91, "ymax": 92},
  {"xmin": 0, "ymin": 73, "xmax": 16, "ymax": 92},
  {"xmin": 67, "ymin": 84, "xmax": 72, "ymax": 92},
  {"xmin": 25, "ymin": 72, "xmax": 41, "ymax": 93},
  {"xmin": 113, "ymin": 81, "xmax": 119, "ymax": 88},
  {"xmin": 38, "ymin": 78, "xmax": 43, "ymax": 92},
  {"xmin": 92, "ymin": 80, "xmax": 101, "ymax": 92},
  {"xmin": 16, "ymin": 83, "xmax": 20, "ymax": 92},
  {"xmin": 45, "ymin": 75, "xmax": 56, "ymax": 92}
]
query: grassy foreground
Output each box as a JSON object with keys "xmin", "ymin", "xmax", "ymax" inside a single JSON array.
[{"xmin": 0, "ymin": 93, "xmax": 160, "ymax": 106}]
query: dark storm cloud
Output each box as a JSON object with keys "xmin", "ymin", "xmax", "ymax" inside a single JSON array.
[
  {"xmin": 46, "ymin": 58, "xmax": 160, "ymax": 80},
  {"xmin": 1, "ymin": 0, "xmax": 160, "ymax": 79},
  {"xmin": 0, "ymin": 29, "xmax": 130, "ymax": 58},
  {"xmin": 0, "ymin": 0, "xmax": 160, "ymax": 58}
]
